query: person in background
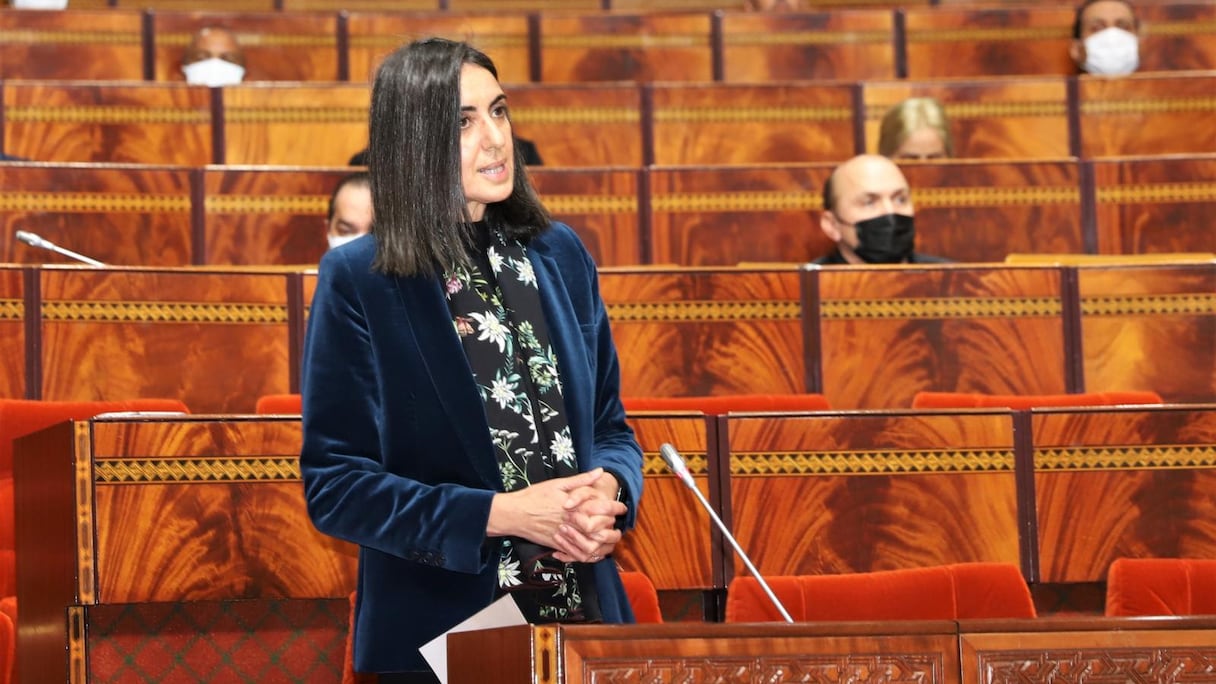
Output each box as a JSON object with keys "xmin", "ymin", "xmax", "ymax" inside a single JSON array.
[
  {"xmin": 300, "ymin": 37, "xmax": 643, "ymax": 682},
  {"xmin": 325, "ymin": 172, "xmax": 372, "ymax": 251},
  {"xmin": 877, "ymin": 97, "xmax": 954, "ymax": 161},
  {"xmin": 815, "ymin": 154, "xmax": 950, "ymax": 265},
  {"xmin": 1070, "ymin": 0, "xmax": 1140, "ymax": 76},
  {"xmin": 182, "ymin": 26, "xmax": 246, "ymax": 86}
]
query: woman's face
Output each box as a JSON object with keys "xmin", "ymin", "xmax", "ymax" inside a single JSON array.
[
  {"xmin": 894, "ymin": 127, "xmax": 948, "ymax": 161},
  {"xmin": 459, "ymin": 63, "xmax": 515, "ymax": 221}
]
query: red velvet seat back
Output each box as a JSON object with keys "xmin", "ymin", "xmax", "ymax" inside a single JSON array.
[
  {"xmin": 1105, "ymin": 558, "xmax": 1216, "ymax": 617},
  {"xmin": 623, "ymin": 394, "xmax": 830, "ymax": 415},
  {"xmin": 619, "ymin": 571, "xmax": 663, "ymax": 624},
  {"xmin": 254, "ymin": 393, "xmax": 303, "ymax": 414},
  {"xmin": 911, "ymin": 391, "xmax": 1164, "ymax": 410}
]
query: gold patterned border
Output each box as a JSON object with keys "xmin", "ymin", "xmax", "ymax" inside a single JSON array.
[
  {"xmin": 607, "ymin": 300, "xmax": 800, "ymax": 323},
  {"xmin": 822, "ymin": 297, "xmax": 1062, "ymax": 319},
  {"xmin": 512, "ymin": 107, "xmax": 640, "ymax": 125},
  {"xmin": 652, "ymin": 192, "xmax": 820, "ymax": 212},
  {"xmin": 225, "ymin": 107, "xmax": 367, "ymax": 124},
  {"xmin": 724, "ymin": 30, "xmax": 892, "ymax": 47},
  {"xmin": 159, "ymin": 32, "xmax": 335, "ymax": 47},
  {"xmin": 0, "ymin": 299, "xmax": 23, "ymax": 320},
  {"xmin": 41, "ymin": 301, "xmax": 288, "ymax": 324},
  {"xmin": 534, "ymin": 625, "xmax": 559, "ymax": 684},
  {"xmin": 6, "ymin": 105, "xmax": 209, "ymax": 125},
  {"xmin": 908, "ymin": 27, "xmax": 1069, "ymax": 42},
  {"xmin": 0, "ymin": 29, "xmax": 140, "ymax": 45},
  {"xmin": 732, "ymin": 449, "xmax": 1015, "ymax": 475},
  {"xmin": 542, "ymin": 34, "xmax": 708, "ymax": 49},
  {"xmin": 1142, "ymin": 20, "xmax": 1216, "ymax": 37},
  {"xmin": 1081, "ymin": 97, "xmax": 1216, "ymax": 115},
  {"xmin": 1095, "ymin": 183, "xmax": 1216, "ymax": 203},
  {"xmin": 94, "ymin": 457, "xmax": 301, "ymax": 483},
  {"xmin": 914, "ymin": 186, "xmax": 1078, "ymax": 207},
  {"xmin": 542, "ymin": 195, "xmax": 637, "ymax": 214},
  {"xmin": 205, "ymin": 195, "xmax": 328, "ymax": 213},
  {"xmin": 0, "ymin": 192, "xmax": 190, "ymax": 213},
  {"xmin": 654, "ymin": 106, "xmax": 853, "ymax": 123},
  {"xmin": 1036, "ymin": 445, "xmax": 1216, "ymax": 470},
  {"xmin": 75, "ymin": 423, "xmax": 97, "ymax": 604},
  {"xmin": 643, "ymin": 451, "xmax": 708, "ymax": 477},
  {"xmin": 68, "ymin": 606, "xmax": 87, "ymax": 684},
  {"xmin": 350, "ymin": 34, "xmax": 528, "ymax": 50},
  {"xmin": 1080, "ymin": 293, "xmax": 1216, "ymax": 317},
  {"xmin": 866, "ymin": 101, "xmax": 1067, "ymax": 120}
]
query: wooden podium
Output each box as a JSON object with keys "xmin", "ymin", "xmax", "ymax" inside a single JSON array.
[{"xmin": 12, "ymin": 415, "xmax": 359, "ymax": 684}]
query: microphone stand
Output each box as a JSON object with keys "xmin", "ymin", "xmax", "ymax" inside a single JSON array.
[{"xmin": 15, "ymin": 230, "xmax": 106, "ymax": 266}]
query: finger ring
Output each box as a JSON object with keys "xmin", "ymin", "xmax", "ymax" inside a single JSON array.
[{"xmin": 589, "ymin": 555, "xmax": 601, "ymax": 562}]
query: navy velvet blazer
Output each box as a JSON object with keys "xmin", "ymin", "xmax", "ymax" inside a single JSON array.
[{"xmin": 300, "ymin": 222, "xmax": 644, "ymax": 673}]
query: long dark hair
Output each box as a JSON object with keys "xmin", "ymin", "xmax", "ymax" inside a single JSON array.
[{"xmin": 368, "ymin": 37, "xmax": 550, "ymax": 277}]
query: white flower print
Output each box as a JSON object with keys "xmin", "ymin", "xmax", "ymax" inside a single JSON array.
[
  {"xmin": 513, "ymin": 257, "xmax": 537, "ymax": 288},
  {"xmin": 498, "ymin": 556, "xmax": 523, "ymax": 588},
  {"xmin": 489, "ymin": 374, "xmax": 518, "ymax": 410},
  {"xmin": 468, "ymin": 311, "xmax": 508, "ymax": 353},
  {"xmin": 551, "ymin": 429, "xmax": 575, "ymax": 466},
  {"xmin": 487, "ymin": 246, "xmax": 505, "ymax": 273}
]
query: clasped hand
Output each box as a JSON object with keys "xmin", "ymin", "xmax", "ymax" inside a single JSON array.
[{"xmin": 488, "ymin": 467, "xmax": 626, "ymax": 564}]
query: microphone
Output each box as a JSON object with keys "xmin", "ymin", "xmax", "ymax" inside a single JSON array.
[
  {"xmin": 659, "ymin": 443, "xmax": 794, "ymax": 623},
  {"xmin": 15, "ymin": 230, "xmax": 106, "ymax": 266}
]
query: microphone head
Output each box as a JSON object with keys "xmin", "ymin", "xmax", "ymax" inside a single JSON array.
[
  {"xmin": 659, "ymin": 443, "xmax": 696, "ymax": 488},
  {"xmin": 15, "ymin": 230, "xmax": 43, "ymax": 247}
]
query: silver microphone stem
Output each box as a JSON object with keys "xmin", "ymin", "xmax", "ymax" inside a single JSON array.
[{"xmin": 15, "ymin": 230, "xmax": 105, "ymax": 266}]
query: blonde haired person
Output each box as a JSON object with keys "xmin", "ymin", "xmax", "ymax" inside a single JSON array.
[{"xmin": 877, "ymin": 97, "xmax": 953, "ymax": 161}]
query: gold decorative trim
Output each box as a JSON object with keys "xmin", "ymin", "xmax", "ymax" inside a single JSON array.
[
  {"xmin": 74, "ymin": 423, "xmax": 96, "ymax": 604},
  {"xmin": 225, "ymin": 107, "xmax": 367, "ymax": 124},
  {"xmin": 1095, "ymin": 183, "xmax": 1216, "ymax": 204},
  {"xmin": 205, "ymin": 195, "xmax": 328, "ymax": 213},
  {"xmin": 542, "ymin": 34, "xmax": 708, "ymax": 49},
  {"xmin": 644, "ymin": 451, "xmax": 708, "ymax": 477},
  {"xmin": 1036, "ymin": 445, "xmax": 1216, "ymax": 470},
  {"xmin": 534, "ymin": 625, "xmax": 559, "ymax": 684},
  {"xmin": 0, "ymin": 192, "xmax": 190, "ymax": 213},
  {"xmin": 733, "ymin": 449, "xmax": 1015, "ymax": 475},
  {"xmin": 68, "ymin": 606, "xmax": 87, "ymax": 684},
  {"xmin": 541, "ymin": 195, "xmax": 637, "ymax": 214},
  {"xmin": 6, "ymin": 105, "xmax": 210, "ymax": 124},
  {"xmin": 0, "ymin": 299, "xmax": 23, "ymax": 320},
  {"xmin": 95, "ymin": 457, "xmax": 301, "ymax": 483},
  {"xmin": 654, "ymin": 106, "xmax": 853, "ymax": 123},
  {"xmin": 350, "ymin": 34, "xmax": 528, "ymax": 49},
  {"xmin": 41, "ymin": 301, "xmax": 289, "ymax": 324},
  {"xmin": 160, "ymin": 32, "xmax": 335, "ymax": 47},
  {"xmin": 512, "ymin": 107, "xmax": 640, "ymax": 125},
  {"xmin": 652, "ymin": 192, "xmax": 820, "ymax": 212},
  {"xmin": 913, "ymin": 186, "xmax": 1079, "ymax": 207},
  {"xmin": 821, "ymin": 297, "xmax": 1062, "ymax": 319},
  {"xmin": 867, "ymin": 101, "xmax": 1067, "ymax": 120},
  {"xmin": 1141, "ymin": 20, "xmax": 1216, "ymax": 37},
  {"xmin": 724, "ymin": 30, "xmax": 892, "ymax": 47},
  {"xmin": 1081, "ymin": 97, "xmax": 1216, "ymax": 115},
  {"xmin": 0, "ymin": 29, "xmax": 140, "ymax": 45},
  {"xmin": 908, "ymin": 27, "xmax": 1069, "ymax": 42},
  {"xmin": 1080, "ymin": 293, "xmax": 1216, "ymax": 317},
  {"xmin": 607, "ymin": 300, "xmax": 800, "ymax": 322}
]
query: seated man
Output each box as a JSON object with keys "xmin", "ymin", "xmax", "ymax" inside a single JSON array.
[
  {"xmin": 325, "ymin": 172, "xmax": 372, "ymax": 251},
  {"xmin": 182, "ymin": 26, "xmax": 246, "ymax": 86},
  {"xmin": 814, "ymin": 154, "xmax": 949, "ymax": 265},
  {"xmin": 1069, "ymin": 0, "xmax": 1140, "ymax": 75}
]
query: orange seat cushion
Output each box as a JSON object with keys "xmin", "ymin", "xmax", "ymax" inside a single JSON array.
[
  {"xmin": 255, "ymin": 394, "xmax": 303, "ymax": 414},
  {"xmin": 1105, "ymin": 558, "xmax": 1216, "ymax": 617},
  {"xmin": 911, "ymin": 391, "xmax": 1163, "ymax": 410},
  {"xmin": 623, "ymin": 394, "xmax": 830, "ymax": 414}
]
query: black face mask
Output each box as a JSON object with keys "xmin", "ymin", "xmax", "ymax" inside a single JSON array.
[{"xmin": 849, "ymin": 213, "xmax": 915, "ymax": 264}]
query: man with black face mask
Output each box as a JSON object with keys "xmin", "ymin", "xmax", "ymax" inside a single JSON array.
[{"xmin": 813, "ymin": 154, "xmax": 949, "ymax": 265}]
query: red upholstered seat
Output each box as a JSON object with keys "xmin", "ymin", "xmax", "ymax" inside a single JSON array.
[
  {"xmin": 255, "ymin": 393, "xmax": 303, "ymax": 414},
  {"xmin": 910, "ymin": 391, "xmax": 1163, "ymax": 410},
  {"xmin": 724, "ymin": 563, "xmax": 1036, "ymax": 623},
  {"xmin": 0, "ymin": 604, "xmax": 12, "ymax": 684},
  {"xmin": 1105, "ymin": 558, "xmax": 1216, "ymax": 617},
  {"xmin": 620, "ymin": 571, "xmax": 663, "ymax": 624},
  {"xmin": 623, "ymin": 394, "xmax": 830, "ymax": 414}
]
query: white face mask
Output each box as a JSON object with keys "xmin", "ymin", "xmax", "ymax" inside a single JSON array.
[
  {"xmin": 182, "ymin": 58, "xmax": 246, "ymax": 87},
  {"xmin": 11, "ymin": 0, "xmax": 68, "ymax": 8},
  {"xmin": 327, "ymin": 233, "xmax": 361, "ymax": 251},
  {"xmin": 1082, "ymin": 27, "xmax": 1139, "ymax": 76}
]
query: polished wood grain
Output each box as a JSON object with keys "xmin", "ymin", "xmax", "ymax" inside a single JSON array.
[
  {"xmin": 1138, "ymin": 2, "xmax": 1216, "ymax": 72},
  {"xmin": 817, "ymin": 265, "xmax": 1068, "ymax": 408},
  {"xmin": 863, "ymin": 78, "xmax": 1071, "ymax": 160},
  {"xmin": 1077, "ymin": 264, "xmax": 1216, "ymax": 403},
  {"xmin": 648, "ymin": 164, "xmax": 836, "ymax": 265},
  {"xmin": 600, "ymin": 267, "xmax": 806, "ymax": 397},
  {"xmin": 0, "ymin": 9, "xmax": 143, "ymax": 81},
  {"xmin": 1032, "ymin": 406, "xmax": 1216, "ymax": 584},
  {"xmin": 651, "ymin": 83, "xmax": 857, "ymax": 165},
  {"xmin": 202, "ymin": 165, "xmax": 351, "ymax": 266},
  {"xmin": 113, "ymin": 0, "xmax": 276, "ymax": 10},
  {"xmin": 904, "ymin": 7, "xmax": 1076, "ymax": 78},
  {"xmin": 531, "ymin": 168, "xmax": 643, "ymax": 267},
  {"xmin": 0, "ymin": 267, "xmax": 24, "ymax": 401},
  {"xmin": 539, "ymin": 12, "xmax": 713, "ymax": 83},
  {"xmin": 282, "ymin": 0, "xmax": 435, "ymax": 9},
  {"xmin": 726, "ymin": 411, "xmax": 1019, "ymax": 578},
  {"xmin": 222, "ymin": 83, "xmax": 368, "ymax": 166},
  {"xmin": 0, "ymin": 162, "xmax": 194, "ymax": 267},
  {"xmin": 150, "ymin": 11, "xmax": 340, "ymax": 82},
  {"xmin": 1091, "ymin": 155, "xmax": 1216, "ymax": 256},
  {"xmin": 719, "ymin": 9, "xmax": 897, "ymax": 82},
  {"xmin": 1079, "ymin": 72, "xmax": 1216, "ymax": 157},
  {"xmin": 508, "ymin": 83, "xmax": 644, "ymax": 167},
  {"xmin": 37, "ymin": 268, "xmax": 293, "ymax": 413},
  {"xmin": 901, "ymin": 160, "xmax": 1083, "ymax": 262},
  {"xmin": 346, "ymin": 12, "xmax": 531, "ymax": 85},
  {"xmin": 3, "ymin": 82, "xmax": 213, "ymax": 165}
]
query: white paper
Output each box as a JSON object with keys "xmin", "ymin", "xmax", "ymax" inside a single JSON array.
[{"xmin": 419, "ymin": 594, "xmax": 527, "ymax": 683}]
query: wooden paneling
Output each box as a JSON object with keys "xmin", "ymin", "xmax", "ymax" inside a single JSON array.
[
  {"xmin": 282, "ymin": 0, "xmax": 436, "ymax": 10},
  {"xmin": 530, "ymin": 167, "xmax": 643, "ymax": 267},
  {"xmin": 150, "ymin": 12, "xmax": 341, "ymax": 82},
  {"xmin": 651, "ymin": 83, "xmax": 857, "ymax": 165},
  {"xmin": 601, "ymin": 267, "xmax": 806, "ymax": 397},
  {"xmin": 539, "ymin": 12, "xmax": 714, "ymax": 83},
  {"xmin": 1077, "ymin": 263, "xmax": 1216, "ymax": 403},
  {"xmin": 112, "ymin": 0, "xmax": 277, "ymax": 10},
  {"xmin": 817, "ymin": 266, "xmax": 1069, "ymax": 409},
  {"xmin": 647, "ymin": 164, "xmax": 835, "ymax": 265},
  {"xmin": 202, "ymin": 165, "xmax": 351, "ymax": 266},
  {"xmin": 508, "ymin": 84, "xmax": 644, "ymax": 167},
  {"xmin": 725, "ymin": 411, "xmax": 1020, "ymax": 578},
  {"xmin": 221, "ymin": 83, "xmax": 368, "ymax": 165},
  {"xmin": 0, "ymin": 163, "xmax": 194, "ymax": 267},
  {"xmin": 719, "ymin": 9, "xmax": 897, "ymax": 82},
  {"xmin": 1138, "ymin": 2, "xmax": 1216, "ymax": 72},
  {"xmin": 1078, "ymin": 72, "xmax": 1216, "ymax": 157},
  {"xmin": 903, "ymin": 6, "xmax": 1076, "ymax": 78},
  {"xmin": 3, "ymin": 81, "xmax": 213, "ymax": 165},
  {"xmin": 0, "ymin": 9, "xmax": 144, "ymax": 81},
  {"xmin": 1031, "ymin": 406, "xmax": 1216, "ymax": 583},
  {"xmin": 0, "ymin": 267, "xmax": 24, "ymax": 400},
  {"xmin": 345, "ymin": 12, "xmax": 532, "ymax": 86},
  {"xmin": 862, "ymin": 78, "xmax": 1071, "ymax": 160},
  {"xmin": 1092, "ymin": 155, "xmax": 1216, "ymax": 255},
  {"xmin": 37, "ymin": 268, "xmax": 293, "ymax": 413}
]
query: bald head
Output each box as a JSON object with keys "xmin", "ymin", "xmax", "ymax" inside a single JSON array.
[
  {"xmin": 184, "ymin": 26, "xmax": 245, "ymax": 68},
  {"xmin": 820, "ymin": 155, "xmax": 914, "ymax": 264}
]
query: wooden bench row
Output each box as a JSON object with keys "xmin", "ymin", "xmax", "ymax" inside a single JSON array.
[
  {"xmin": 2, "ymin": 4, "xmax": 1214, "ymax": 83},
  {"xmin": 2, "ymin": 158, "xmax": 1213, "ymax": 269},
  {"xmin": 4, "ymin": 73, "xmax": 1216, "ymax": 168},
  {"xmin": 1, "ymin": 262, "xmax": 1211, "ymax": 413}
]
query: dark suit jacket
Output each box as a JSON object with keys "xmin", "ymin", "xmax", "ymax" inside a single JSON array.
[{"xmin": 300, "ymin": 222, "xmax": 642, "ymax": 673}]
